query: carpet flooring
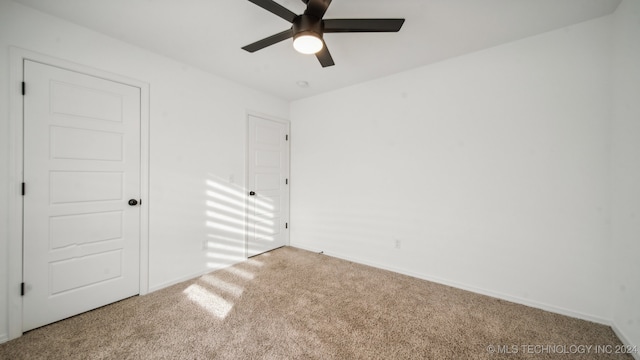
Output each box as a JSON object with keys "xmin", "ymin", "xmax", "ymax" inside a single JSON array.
[{"xmin": 0, "ymin": 246, "xmax": 633, "ymax": 359}]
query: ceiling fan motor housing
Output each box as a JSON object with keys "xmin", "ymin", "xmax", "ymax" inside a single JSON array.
[
  {"xmin": 293, "ymin": 14, "xmax": 324, "ymax": 40},
  {"xmin": 243, "ymin": 0, "xmax": 405, "ymax": 67}
]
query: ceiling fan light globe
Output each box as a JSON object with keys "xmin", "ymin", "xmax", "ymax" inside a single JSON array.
[{"xmin": 293, "ymin": 34, "xmax": 323, "ymax": 54}]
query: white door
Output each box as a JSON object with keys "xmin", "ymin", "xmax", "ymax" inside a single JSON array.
[
  {"xmin": 247, "ymin": 115, "xmax": 290, "ymax": 257},
  {"xmin": 23, "ymin": 60, "xmax": 141, "ymax": 331}
]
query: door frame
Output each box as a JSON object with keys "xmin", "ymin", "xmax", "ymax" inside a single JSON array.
[
  {"xmin": 7, "ymin": 47, "xmax": 151, "ymax": 340},
  {"xmin": 244, "ymin": 112, "xmax": 290, "ymax": 258}
]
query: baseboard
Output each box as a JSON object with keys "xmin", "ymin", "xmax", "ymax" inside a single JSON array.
[
  {"xmin": 147, "ymin": 261, "xmax": 237, "ymax": 293},
  {"xmin": 611, "ymin": 324, "xmax": 640, "ymax": 360},
  {"xmin": 290, "ymin": 244, "xmax": 610, "ymax": 326}
]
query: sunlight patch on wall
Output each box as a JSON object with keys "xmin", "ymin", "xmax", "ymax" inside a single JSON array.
[
  {"xmin": 206, "ymin": 179, "xmax": 245, "ymax": 198},
  {"xmin": 206, "ymin": 190, "xmax": 245, "ymax": 209},
  {"xmin": 255, "ymin": 233, "xmax": 275, "ymax": 242},
  {"xmin": 205, "ymin": 177, "xmax": 248, "ymax": 269},
  {"xmin": 206, "ymin": 210, "xmax": 246, "ymax": 227},
  {"xmin": 206, "ymin": 200, "xmax": 244, "ymax": 217},
  {"xmin": 206, "ymin": 179, "xmax": 273, "ymax": 212},
  {"xmin": 204, "ymin": 175, "xmax": 281, "ymax": 268},
  {"xmin": 206, "ymin": 221, "xmax": 245, "ymax": 235},
  {"xmin": 207, "ymin": 251, "xmax": 244, "ymax": 264},
  {"xmin": 205, "ymin": 241, "xmax": 243, "ymax": 253},
  {"xmin": 204, "ymin": 234, "xmax": 246, "ymax": 269}
]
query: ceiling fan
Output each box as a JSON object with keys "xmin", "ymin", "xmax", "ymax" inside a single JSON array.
[{"xmin": 242, "ymin": 0, "xmax": 405, "ymax": 67}]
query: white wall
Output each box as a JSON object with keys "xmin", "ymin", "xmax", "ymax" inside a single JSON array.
[
  {"xmin": 1, "ymin": 0, "xmax": 637, "ymax": 349},
  {"xmin": 0, "ymin": 0, "xmax": 288, "ymax": 341},
  {"xmin": 611, "ymin": 0, "xmax": 640, "ymax": 350},
  {"xmin": 290, "ymin": 16, "xmax": 613, "ymax": 322}
]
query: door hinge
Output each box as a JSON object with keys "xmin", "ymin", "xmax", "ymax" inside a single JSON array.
[
  {"xmin": 285, "ymin": 222, "xmax": 288, "ymax": 229},
  {"xmin": 21, "ymin": 282, "xmax": 25, "ymax": 296},
  {"xmin": 21, "ymin": 82, "xmax": 25, "ymax": 96},
  {"xmin": 139, "ymin": 199, "xmax": 142, "ymax": 205},
  {"xmin": 21, "ymin": 182, "xmax": 25, "ymax": 196},
  {"xmin": 285, "ymin": 178, "xmax": 288, "ymax": 185},
  {"xmin": 285, "ymin": 134, "xmax": 288, "ymax": 141}
]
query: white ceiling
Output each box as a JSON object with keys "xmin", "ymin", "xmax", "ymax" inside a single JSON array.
[{"xmin": 14, "ymin": 0, "xmax": 621, "ymax": 100}]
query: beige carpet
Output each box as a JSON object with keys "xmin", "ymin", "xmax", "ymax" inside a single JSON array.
[{"xmin": 0, "ymin": 246, "xmax": 632, "ymax": 359}]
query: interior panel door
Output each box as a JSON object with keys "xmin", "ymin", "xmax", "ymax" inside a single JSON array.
[
  {"xmin": 22, "ymin": 60, "xmax": 141, "ymax": 331},
  {"xmin": 247, "ymin": 115, "xmax": 290, "ymax": 257}
]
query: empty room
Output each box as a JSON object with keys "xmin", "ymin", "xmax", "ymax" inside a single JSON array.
[{"xmin": 0, "ymin": 0, "xmax": 638, "ymax": 358}]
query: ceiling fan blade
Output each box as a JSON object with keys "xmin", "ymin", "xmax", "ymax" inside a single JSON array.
[
  {"xmin": 242, "ymin": 29, "xmax": 293, "ymax": 52},
  {"xmin": 304, "ymin": 0, "xmax": 332, "ymax": 19},
  {"xmin": 315, "ymin": 41, "xmax": 335, "ymax": 67},
  {"xmin": 323, "ymin": 19, "xmax": 405, "ymax": 33},
  {"xmin": 248, "ymin": 0, "xmax": 298, "ymax": 23}
]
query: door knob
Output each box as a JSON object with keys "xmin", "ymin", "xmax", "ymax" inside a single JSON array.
[
  {"xmin": 249, "ymin": 191, "xmax": 256, "ymax": 196},
  {"xmin": 128, "ymin": 199, "xmax": 138, "ymax": 206}
]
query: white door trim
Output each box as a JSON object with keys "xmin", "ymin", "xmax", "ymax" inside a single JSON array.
[
  {"xmin": 8, "ymin": 47, "xmax": 151, "ymax": 340},
  {"xmin": 244, "ymin": 111, "xmax": 290, "ymax": 258}
]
